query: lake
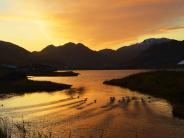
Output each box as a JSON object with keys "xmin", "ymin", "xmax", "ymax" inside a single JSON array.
[{"xmin": 1, "ymin": 70, "xmax": 184, "ymax": 138}]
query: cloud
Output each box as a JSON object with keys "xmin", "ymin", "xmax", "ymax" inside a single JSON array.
[
  {"xmin": 159, "ymin": 26, "xmax": 184, "ymax": 32},
  {"xmin": 0, "ymin": 0, "xmax": 184, "ymax": 50},
  {"xmin": 39, "ymin": 0, "xmax": 184, "ymax": 48}
]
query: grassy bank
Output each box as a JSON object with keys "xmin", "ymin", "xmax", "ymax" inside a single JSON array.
[{"xmin": 104, "ymin": 71, "xmax": 184, "ymax": 119}]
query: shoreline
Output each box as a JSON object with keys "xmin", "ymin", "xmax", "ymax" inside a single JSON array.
[
  {"xmin": 27, "ymin": 71, "xmax": 79, "ymax": 77},
  {"xmin": 0, "ymin": 80, "xmax": 71, "ymax": 98},
  {"xmin": 104, "ymin": 71, "xmax": 184, "ymax": 119}
]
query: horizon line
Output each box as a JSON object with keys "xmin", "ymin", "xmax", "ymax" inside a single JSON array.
[{"xmin": 0, "ymin": 37, "xmax": 183, "ymax": 53}]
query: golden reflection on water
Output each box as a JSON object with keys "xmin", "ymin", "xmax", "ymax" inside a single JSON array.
[{"xmin": 1, "ymin": 70, "xmax": 184, "ymax": 138}]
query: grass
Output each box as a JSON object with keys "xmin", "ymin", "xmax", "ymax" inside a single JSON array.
[
  {"xmin": 104, "ymin": 71, "xmax": 184, "ymax": 119},
  {"xmin": 0, "ymin": 118, "xmax": 11, "ymax": 138},
  {"xmin": 0, "ymin": 117, "xmax": 53, "ymax": 138},
  {"xmin": 0, "ymin": 117, "xmax": 107, "ymax": 138}
]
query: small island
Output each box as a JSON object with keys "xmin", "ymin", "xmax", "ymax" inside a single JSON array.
[
  {"xmin": 104, "ymin": 71, "xmax": 184, "ymax": 119},
  {"xmin": 18, "ymin": 64, "xmax": 79, "ymax": 77}
]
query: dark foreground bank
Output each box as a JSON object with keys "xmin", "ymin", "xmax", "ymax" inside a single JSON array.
[
  {"xmin": 0, "ymin": 79, "xmax": 71, "ymax": 98},
  {"xmin": 104, "ymin": 71, "xmax": 184, "ymax": 119},
  {"xmin": 0, "ymin": 66, "xmax": 77, "ymax": 98},
  {"xmin": 0, "ymin": 69, "xmax": 72, "ymax": 98}
]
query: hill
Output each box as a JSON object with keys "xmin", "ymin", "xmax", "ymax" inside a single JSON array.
[
  {"xmin": 126, "ymin": 40, "xmax": 184, "ymax": 68},
  {"xmin": 0, "ymin": 41, "xmax": 34, "ymax": 65},
  {"xmin": 0, "ymin": 38, "xmax": 184, "ymax": 69}
]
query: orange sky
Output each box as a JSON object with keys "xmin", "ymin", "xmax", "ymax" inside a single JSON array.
[{"xmin": 0, "ymin": 0, "xmax": 184, "ymax": 51}]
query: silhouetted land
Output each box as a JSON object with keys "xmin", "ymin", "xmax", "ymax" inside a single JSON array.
[
  {"xmin": 1, "ymin": 38, "xmax": 184, "ymax": 69},
  {"xmin": 27, "ymin": 71, "xmax": 79, "ymax": 77},
  {"xmin": 104, "ymin": 71, "xmax": 184, "ymax": 119},
  {"xmin": 0, "ymin": 80, "xmax": 71, "ymax": 94},
  {"xmin": 0, "ymin": 69, "xmax": 71, "ymax": 98}
]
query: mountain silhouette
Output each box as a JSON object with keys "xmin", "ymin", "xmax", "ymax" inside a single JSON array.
[
  {"xmin": 0, "ymin": 38, "xmax": 184, "ymax": 69},
  {"xmin": 0, "ymin": 41, "xmax": 34, "ymax": 65},
  {"xmin": 127, "ymin": 39, "xmax": 184, "ymax": 68},
  {"xmin": 33, "ymin": 42, "xmax": 105, "ymax": 69}
]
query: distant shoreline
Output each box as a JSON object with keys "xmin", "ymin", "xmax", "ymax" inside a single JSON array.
[
  {"xmin": 61, "ymin": 68, "xmax": 184, "ymax": 71},
  {"xmin": 27, "ymin": 70, "xmax": 79, "ymax": 77}
]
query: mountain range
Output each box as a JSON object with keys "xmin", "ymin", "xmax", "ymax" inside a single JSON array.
[{"xmin": 0, "ymin": 38, "xmax": 184, "ymax": 69}]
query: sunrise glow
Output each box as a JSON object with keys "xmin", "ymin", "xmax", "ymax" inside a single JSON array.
[{"xmin": 0, "ymin": 0, "xmax": 184, "ymax": 51}]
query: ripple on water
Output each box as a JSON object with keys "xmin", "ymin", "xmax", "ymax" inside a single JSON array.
[{"xmin": 1, "ymin": 70, "xmax": 184, "ymax": 138}]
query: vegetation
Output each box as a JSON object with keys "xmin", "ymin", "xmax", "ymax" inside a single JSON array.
[
  {"xmin": 0, "ymin": 117, "xmax": 107, "ymax": 138},
  {"xmin": 104, "ymin": 71, "xmax": 184, "ymax": 119},
  {"xmin": 0, "ymin": 117, "xmax": 53, "ymax": 138},
  {"xmin": 0, "ymin": 118, "xmax": 10, "ymax": 138}
]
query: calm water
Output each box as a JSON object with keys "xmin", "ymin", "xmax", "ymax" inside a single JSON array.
[{"xmin": 1, "ymin": 70, "xmax": 184, "ymax": 138}]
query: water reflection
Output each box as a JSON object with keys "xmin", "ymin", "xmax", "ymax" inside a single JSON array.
[
  {"xmin": 0, "ymin": 70, "xmax": 184, "ymax": 138},
  {"xmin": 65, "ymin": 87, "xmax": 86, "ymax": 97}
]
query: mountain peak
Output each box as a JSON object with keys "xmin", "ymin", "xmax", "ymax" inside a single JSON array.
[
  {"xmin": 61, "ymin": 42, "xmax": 90, "ymax": 51},
  {"xmin": 0, "ymin": 38, "xmax": 183, "ymax": 68},
  {"xmin": 0, "ymin": 40, "xmax": 30, "ymax": 53},
  {"xmin": 62, "ymin": 42, "xmax": 76, "ymax": 47},
  {"xmin": 142, "ymin": 38, "xmax": 172, "ymax": 45},
  {"xmin": 98, "ymin": 49, "xmax": 115, "ymax": 54},
  {"xmin": 41, "ymin": 44, "xmax": 56, "ymax": 52},
  {"xmin": 76, "ymin": 43, "xmax": 86, "ymax": 47},
  {"xmin": 46, "ymin": 44, "xmax": 56, "ymax": 49},
  {"xmin": 0, "ymin": 40, "xmax": 22, "ymax": 49},
  {"xmin": 128, "ymin": 38, "xmax": 174, "ymax": 51},
  {"xmin": 61, "ymin": 42, "xmax": 87, "ymax": 48}
]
